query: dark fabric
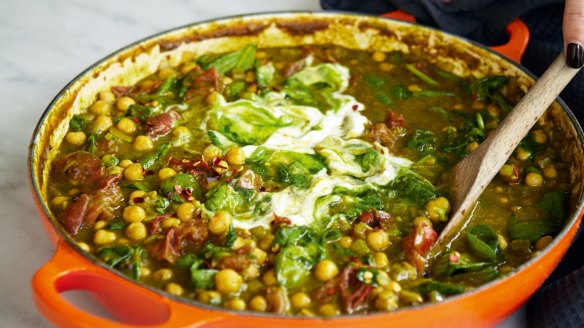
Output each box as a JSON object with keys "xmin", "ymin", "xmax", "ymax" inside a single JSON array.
[
  {"xmin": 320, "ymin": 0, "xmax": 584, "ymax": 124},
  {"xmin": 527, "ymin": 264, "xmax": 584, "ymax": 328}
]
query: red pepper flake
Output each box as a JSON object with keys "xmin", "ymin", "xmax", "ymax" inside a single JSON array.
[
  {"xmin": 352, "ymin": 104, "xmax": 359, "ymax": 111},
  {"xmin": 449, "ymin": 252, "xmax": 460, "ymax": 263}
]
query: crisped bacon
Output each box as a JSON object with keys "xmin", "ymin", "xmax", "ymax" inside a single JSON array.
[
  {"xmin": 403, "ymin": 220, "xmax": 438, "ymax": 272},
  {"xmin": 145, "ymin": 110, "xmax": 180, "ymax": 138},
  {"xmin": 150, "ymin": 219, "xmax": 209, "ymax": 263},
  {"xmin": 110, "ymin": 86, "xmax": 134, "ymax": 97}
]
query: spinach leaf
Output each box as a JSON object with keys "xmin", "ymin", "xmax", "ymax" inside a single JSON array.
[
  {"xmin": 140, "ymin": 143, "xmax": 170, "ymax": 170},
  {"xmin": 226, "ymin": 81, "xmax": 246, "ymax": 100},
  {"xmin": 154, "ymin": 76, "xmax": 177, "ymax": 97},
  {"xmin": 160, "ymin": 173, "xmax": 203, "ymax": 203},
  {"xmin": 407, "ymin": 130, "xmax": 436, "ymax": 154},
  {"xmin": 391, "ymin": 84, "xmax": 412, "ymax": 100},
  {"xmin": 274, "ymin": 245, "xmax": 315, "ymax": 290},
  {"xmin": 408, "ymin": 279, "xmax": 465, "ymax": 296},
  {"xmin": 176, "ymin": 254, "xmax": 201, "ymax": 269},
  {"xmin": 413, "ymin": 90, "xmax": 455, "ymax": 98},
  {"xmin": 203, "ymin": 44, "xmax": 257, "ymax": 75},
  {"xmin": 98, "ymin": 246, "xmax": 134, "ymax": 267},
  {"xmin": 224, "ymin": 224, "xmax": 238, "ymax": 247},
  {"xmin": 125, "ymin": 105, "xmax": 152, "ymax": 121},
  {"xmin": 507, "ymin": 191, "xmax": 566, "ymax": 241},
  {"xmin": 86, "ymin": 134, "xmax": 97, "ymax": 154},
  {"xmin": 375, "ymin": 93, "xmax": 394, "ymax": 106},
  {"xmin": 155, "ymin": 198, "xmax": 170, "ymax": 214},
  {"xmin": 471, "ymin": 76, "xmax": 508, "ymax": 102},
  {"xmin": 205, "ymin": 183, "xmax": 245, "ymax": 213},
  {"xmin": 433, "ymin": 252, "xmax": 492, "ymax": 278},
  {"xmin": 256, "ymin": 63, "xmax": 277, "ymax": 89},
  {"xmin": 69, "ymin": 115, "xmax": 85, "ymax": 131},
  {"xmin": 107, "ymin": 219, "xmax": 126, "ymax": 230},
  {"xmin": 388, "ymin": 170, "xmax": 439, "ymax": 206},
  {"xmin": 364, "ymin": 75, "xmax": 386, "ymax": 88},
  {"xmin": 467, "ymin": 225, "xmax": 499, "ymax": 261}
]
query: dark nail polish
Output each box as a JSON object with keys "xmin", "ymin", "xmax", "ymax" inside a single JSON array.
[{"xmin": 567, "ymin": 43, "xmax": 584, "ymax": 69}]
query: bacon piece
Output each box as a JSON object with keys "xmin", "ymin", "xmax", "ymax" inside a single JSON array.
[
  {"xmin": 387, "ymin": 111, "xmax": 405, "ymax": 129},
  {"xmin": 403, "ymin": 220, "xmax": 438, "ymax": 272},
  {"xmin": 150, "ymin": 219, "xmax": 209, "ymax": 264},
  {"xmin": 62, "ymin": 194, "xmax": 90, "ymax": 235},
  {"xmin": 266, "ymin": 287, "xmax": 290, "ymax": 314},
  {"xmin": 338, "ymin": 266, "xmax": 373, "ymax": 314},
  {"xmin": 365, "ymin": 123, "xmax": 400, "ymax": 150},
  {"xmin": 111, "ymin": 86, "xmax": 134, "ymax": 97},
  {"xmin": 283, "ymin": 59, "xmax": 307, "ymax": 78},
  {"xmin": 167, "ymin": 157, "xmax": 216, "ymax": 176},
  {"xmin": 217, "ymin": 254, "xmax": 252, "ymax": 272},
  {"xmin": 145, "ymin": 110, "xmax": 180, "ymax": 138},
  {"xmin": 270, "ymin": 214, "xmax": 292, "ymax": 229}
]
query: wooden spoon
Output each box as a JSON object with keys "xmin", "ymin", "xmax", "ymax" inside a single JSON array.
[{"xmin": 428, "ymin": 53, "xmax": 582, "ymax": 259}]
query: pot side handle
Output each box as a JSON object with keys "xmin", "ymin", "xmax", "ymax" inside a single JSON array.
[
  {"xmin": 382, "ymin": 11, "xmax": 530, "ymax": 63},
  {"xmin": 32, "ymin": 240, "xmax": 227, "ymax": 328}
]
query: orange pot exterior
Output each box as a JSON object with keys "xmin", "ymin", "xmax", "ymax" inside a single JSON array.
[{"xmin": 29, "ymin": 12, "xmax": 584, "ymax": 328}]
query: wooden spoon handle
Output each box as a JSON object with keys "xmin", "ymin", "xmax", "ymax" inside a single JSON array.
[{"xmin": 430, "ymin": 53, "xmax": 582, "ymax": 257}]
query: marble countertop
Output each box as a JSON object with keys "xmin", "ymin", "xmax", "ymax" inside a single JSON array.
[{"xmin": 0, "ymin": 0, "xmax": 523, "ymax": 326}]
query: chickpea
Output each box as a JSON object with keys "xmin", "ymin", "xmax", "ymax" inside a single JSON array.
[
  {"xmin": 123, "ymin": 205, "xmax": 146, "ymax": 223},
  {"xmin": 225, "ymin": 146, "xmax": 245, "ymax": 166},
  {"xmin": 116, "ymin": 96, "xmax": 135, "ymax": 111},
  {"xmin": 99, "ymin": 90, "xmax": 116, "ymax": 102},
  {"xmin": 339, "ymin": 236, "xmax": 353, "ymax": 249},
  {"xmin": 93, "ymin": 220, "xmax": 107, "ymax": 230},
  {"xmin": 215, "ymin": 269, "xmax": 242, "ymax": 294},
  {"xmin": 177, "ymin": 202, "xmax": 196, "ymax": 221},
  {"xmin": 180, "ymin": 62, "xmax": 198, "ymax": 74},
  {"xmin": 129, "ymin": 190, "xmax": 146, "ymax": 203},
  {"xmin": 172, "ymin": 126, "xmax": 191, "ymax": 142},
  {"xmin": 532, "ymin": 130, "xmax": 548, "ymax": 144},
  {"xmin": 262, "ymin": 270, "xmax": 278, "ymax": 286},
  {"xmin": 318, "ymin": 304, "xmax": 339, "ymax": 316},
  {"xmin": 497, "ymin": 234, "xmax": 508, "ymax": 250},
  {"xmin": 119, "ymin": 159, "xmax": 133, "ymax": 168},
  {"xmin": 165, "ymin": 283, "xmax": 183, "ymax": 296},
  {"xmin": 242, "ymin": 264, "xmax": 260, "ymax": 281},
  {"xmin": 117, "ymin": 118, "xmax": 137, "ymax": 135},
  {"xmin": 466, "ymin": 141, "xmax": 479, "ymax": 152},
  {"xmin": 407, "ymin": 84, "xmax": 422, "ymax": 92},
  {"xmin": 124, "ymin": 163, "xmax": 144, "ymax": 181},
  {"xmin": 76, "ymin": 242, "xmax": 90, "ymax": 252},
  {"xmin": 315, "ymin": 259, "xmax": 339, "ymax": 281},
  {"xmin": 259, "ymin": 234, "xmax": 275, "ymax": 251},
  {"xmin": 367, "ymin": 230, "xmax": 389, "ymax": 251},
  {"xmin": 245, "ymin": 71, "xmax": 256, "ymax": 83},
  {"xmin": 249, "ymin": 295, "xmax": 267, "ymax": 312},
  {"xmin": 125, "ymin": 222, "xmax": 147, "ymax": 240},
  {"xmin": 516, "ymin": 147, "xmax": 531, "ymax": 161},
  {"xmin": 51, "ymin": 195, "xmax": 70, "ymax": 207},
  {"xmin": 213, "ymin": 160, "xmax": 229, "ymax": 174},
  {"xmin": 203, "ymin": 145, "xmax": 222, "ymax": 162},
  {"xmin": 425, "ymin": 197, "xmax": 451, "ymax": 223},
  {"xmin": 158, "ymin": 68, "xmax": 176, "ymax": 80},
  {"xmin": 413, "ymin": 216, "xmax": 433, "ymax": 227},
  {"xmin": 379, "ymin": 63, "xmax": 393, "ymax": 71},
  {"xmin": 499, "ymin": 163, "xmax": 520, "ymax": 184},
  {"xmin": 65, "ymin": 131, "xmax": 87, "ymax": 146},
  {"xmin": 209, "ymin": 211, "xmax": 232, "ymax": 235},
  {"xmin": 535, "ymin": 236, "xmax": 553, "ymax": 251},
  {"xmin": 374, "ymin": 252, "xmax": 389, "ymax": 269},
  {"xmin": 133, "ymin": 135, "xmax": 154, "ymax": 151},
  {"xmin": 376, "ymin": 271, "xmax": 391, "ymax": 288},
  {"xmin": 291, "ymin": 292, "xmax": 311, "ymax": 309},
  {"xmin": 543, "ymin": 165, "xmax": 557, "ymax": 179},
  {"xmin": 250, "ymin": 247, "xmax": 267, "ymax": 264},
  {"xmin": 255, "ymin": 51, "xmax": 267, "ymax": 59},
  {"xmin": 140, "ymin": 268, "xmax": 151, "ymax": 277},
  {"xmin": 93, "ymin": 230, "xmax": 116, "ymax": 245},
  {"xmin": 206, "ymin": 92, "xmax": 220, "ymax": 106},
  {"xmin": 375, "ymin": 290, "xmax": 399, "ymax": 311},
  {"xmin": 89, "ymin": 100, "xmax": 111, "ymax": 115},
  {"xmin": 93, "ymin": 115, "xmax": 113, "ymax": 133},
  {"xmin": 198, "ymin": 291, "xmax": 221, "ymax": 304},
  {"xmin": 153, "ymin": 268, "xmax": 173, "ymax": 282},
  {"xmin": 372, "ymin": 51, "xmax": 386, "ymax": 62},
  {"xmin": 161, "ymin": 218, "xmax": 181, "ymax": 229},
  {"xmin": 471, "ymin": 101, "xmax": 486, "ymax": 111},
  {"xmin": 223, "ymin": 77, "xmax": 233, "ymax": 85},
  {"xmin": 226, "ymin": 298, "xmax": 246, "ymax": 311},
  {"xmin": 158, "ymin": 167, "xmax": 177, "ymax": 180},
  {"xmin": 525, "ymin": 172, "xmax": 544, "ymax": 187}
]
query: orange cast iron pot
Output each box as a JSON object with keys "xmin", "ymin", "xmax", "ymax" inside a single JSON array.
[{"xmin": 29, "ymin": 11, "xmax": 584, "ymax": 328}]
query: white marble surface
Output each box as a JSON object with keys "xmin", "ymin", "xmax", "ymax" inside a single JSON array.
[{"xmin": 0, "ymin": 0, "xmax": 524, "ymax": 326}]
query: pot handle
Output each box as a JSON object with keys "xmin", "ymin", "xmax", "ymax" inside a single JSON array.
[
  {"xmin": 382, "ymin": 11, "xmax": 530, "ymax": 63},
  {"xmin": 32, "ymin": 240, "xmax": 228, "ymax": 327}
]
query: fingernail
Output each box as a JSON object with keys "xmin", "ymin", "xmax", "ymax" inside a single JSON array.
[{"xmin": 567, "ymin": 43, "xmax": 584, "ymax": 68}]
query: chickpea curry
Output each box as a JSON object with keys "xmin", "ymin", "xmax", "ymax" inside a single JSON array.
[{"xmin": 49, "ymin": 44, "xmax": 571, "ymax": 316}]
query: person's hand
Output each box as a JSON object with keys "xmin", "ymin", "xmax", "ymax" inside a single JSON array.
[{"xmin": 564, "ymin": 0, "xmax": 584, "ymax": 68}]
